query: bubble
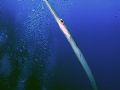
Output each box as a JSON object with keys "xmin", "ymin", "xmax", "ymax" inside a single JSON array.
[
  {"xmin": 34, "ymin": 58, "xmax": 38, "ymax": 62},
  {"xmin": 32, "ymin": 9, "xmax": 35, "ymax": 12},
  {"xmin": 0, "ymin": 32, "xmax": 8, "ymax": 46},
  {"xmin": 17, "ymin": 0, "xmax": 24, "ymax": 2}
]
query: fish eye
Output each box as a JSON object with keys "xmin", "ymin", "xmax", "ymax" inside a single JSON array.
[{"xmin": 60, "ymin": 19, "xmax": 64, "ymax": 23}]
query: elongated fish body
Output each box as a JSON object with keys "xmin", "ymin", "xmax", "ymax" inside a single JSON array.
[{"xmin": 43, "ymin": 0, "xmax": 98, "ymax": 90}]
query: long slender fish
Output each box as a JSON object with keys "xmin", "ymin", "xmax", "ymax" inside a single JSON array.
[{"xmin": 43, "ymin": 0, "xmax": 98, "ymax": 90}]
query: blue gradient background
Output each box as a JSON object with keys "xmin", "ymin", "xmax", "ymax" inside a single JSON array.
[
  {"xmin": 0, "ymin": 0, "xmax": 120, "ymax": 90},
  {"xmin": 52, "ymin": 0, "xmax": 120, "ymax": 90}
]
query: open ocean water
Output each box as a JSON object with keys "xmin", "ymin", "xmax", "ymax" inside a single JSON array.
[{"xmin": 0, "ymin": 0, "xmax": 120, "ymax": 90}]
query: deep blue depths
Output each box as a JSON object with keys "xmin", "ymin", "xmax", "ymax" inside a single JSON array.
[{"xmin": 0, "ymin": 0, "xmax": 120, "ymax": 90}]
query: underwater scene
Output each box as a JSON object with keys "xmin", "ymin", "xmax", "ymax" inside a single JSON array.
[{"xmin": 0, "ymin": 0, "xmax": 120, "ymax": 90}]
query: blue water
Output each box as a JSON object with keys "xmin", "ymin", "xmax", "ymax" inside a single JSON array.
[{"xmin": 0, "ymin": 0, "xmax": 120, "ymax": 90}]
